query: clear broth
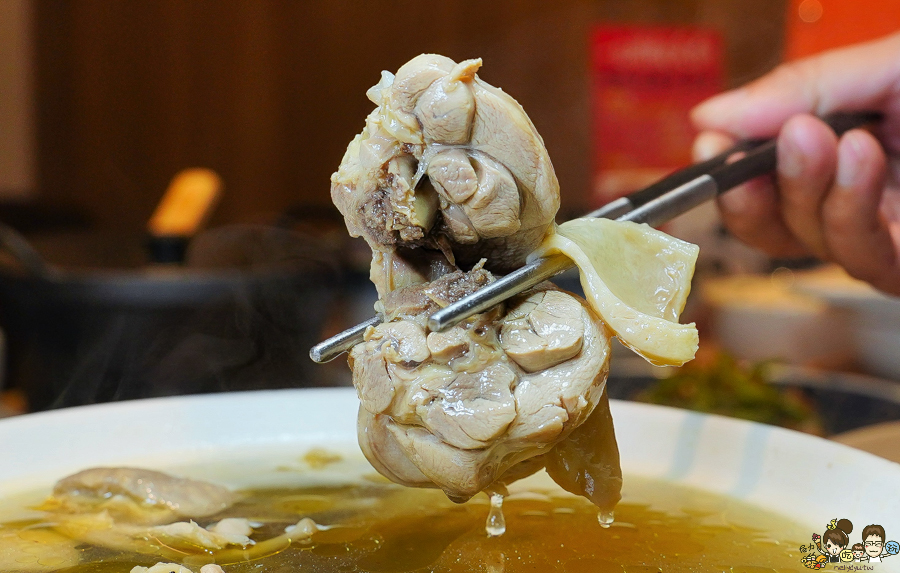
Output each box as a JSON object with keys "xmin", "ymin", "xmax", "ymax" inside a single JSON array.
[{"xmin": 1, "ymin": 469, "xmax": 808, "ymax": 573}]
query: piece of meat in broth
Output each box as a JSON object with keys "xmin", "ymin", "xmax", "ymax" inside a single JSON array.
[
  {"xmin": 331, "ymin": 54, "xmax": 559, "ymax": 296},
  {"xmin": 51, "ymin": 467, "xmax": 233, "ymax": 525}
]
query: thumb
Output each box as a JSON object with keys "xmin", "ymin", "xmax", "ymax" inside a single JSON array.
[{"xmin": 692, "ymin": 31, "xmax": 900, "ymax": 139}]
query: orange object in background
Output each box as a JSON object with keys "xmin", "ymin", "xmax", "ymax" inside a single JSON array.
[{"xmin": 786, "ymin": 0, "xmax": 900, "ymax": 60}]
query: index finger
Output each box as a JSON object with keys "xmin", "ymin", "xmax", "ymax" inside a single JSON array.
[{"xmin": 691, "ymin": 32, "xmax": 900, "ymax": 141}]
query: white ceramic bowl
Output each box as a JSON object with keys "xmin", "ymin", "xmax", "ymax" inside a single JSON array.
[
  {"xmin": 702, "ymin": 273, "xmax": 853, "ymax": 368},
  {"xmin": 1, "ymin": 388, "xmax": 899, "ymax": 551},
  {"xmin": 794, "ymin": 265, "xmax": 900, "ymax": 379}
]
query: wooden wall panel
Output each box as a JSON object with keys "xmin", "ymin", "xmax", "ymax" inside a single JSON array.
[{"xmin": 34, "ymin": 0, "xmax": 786, "ymax": 233}]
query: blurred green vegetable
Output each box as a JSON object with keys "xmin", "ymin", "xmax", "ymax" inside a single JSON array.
[{"xmin": 637, "ymin": 353, "xmax": 823, "ymax": 434}]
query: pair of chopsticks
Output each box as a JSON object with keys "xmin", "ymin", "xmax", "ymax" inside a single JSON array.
[{"xmin": 310, "ymin": 111, "xmax": 882, "ymax": 364}]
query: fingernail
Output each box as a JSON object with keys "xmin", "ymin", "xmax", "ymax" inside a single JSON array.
[
  {"xmin": 837, "ymin": 131, "xmax": 865, "ymax": 187},
  {"xmin": 693, "ymin": 132, "xmax": 723, "ymax": 162},
  {"xmin": 777, "ymin": 127, "xmax": 805, "ymax": 179}
]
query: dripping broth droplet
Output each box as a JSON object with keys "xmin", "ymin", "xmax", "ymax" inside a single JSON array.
[
  {"xmin": 485, "ymin": 492, "xmax": 506, "ymax": 537},
  {"xmin": 598, "ymin": 509, "xmax": 614, "ymax": 528}
]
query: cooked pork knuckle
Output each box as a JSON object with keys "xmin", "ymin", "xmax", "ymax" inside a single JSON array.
[{"xmin": 328, "ymin": 54, "xmax": 698, "ymax": 510}]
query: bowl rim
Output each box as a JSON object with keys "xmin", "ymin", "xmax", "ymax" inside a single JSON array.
[{"xmin": 0, "ymin": 387, "xmax": 898, "ymax": 534}]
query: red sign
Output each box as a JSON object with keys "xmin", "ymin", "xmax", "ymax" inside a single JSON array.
[{"xmin": 591, "ymin": 26, "xmax": 724, "ymax": 206}]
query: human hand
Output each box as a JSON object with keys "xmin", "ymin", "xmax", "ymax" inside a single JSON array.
[{"xmin": 691, "ymin": 32, "xmax": 900, "ymax": 294}]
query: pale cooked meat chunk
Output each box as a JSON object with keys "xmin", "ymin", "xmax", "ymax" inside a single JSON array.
[
  {"xmin": 414, "ymin": 59, "xmax": 479, "ymax": 145},
  {"xmin": 357, "ymin": 408, "xmax": 432, "ymax": 487},
  {"xmin": 459, "ymin": 152, "xmax": 521, "ymax": 240},
  {"xmin": 387, "ymin": 424, "xmax": 503, "ymax": 502},
  {"xmin": 427, "ymin": 149, "xmax": 521, "ymax": 242},
  {"xmin": 49, "ymin": 512, "xmax": 250, "ymax": 563},
  {"xmin": 370, "ymin": 248, "xmax": 457, "ymax": 299},
  {"xmin": 379, "ymin": 321, "xmax": 431, "ymax": 364},
  {"xmin": 146, "ymin": 520, "xmax": 253, "ymax": 550},
  {"xmin": 284, "ymin": 517, "xmax": 319, "ymax": 540},
  {"xmin": 51, "ymin": 468, "xmax": 233, "ymax": 525},
  {"xmin": 349, "ymin": 347, "xmax": 395, "ymax": 415},
  {"xmin": 331, "ymin": 54, "xmax": 559, "ymax": 293},
  {"xmin": 418, "ymin": 363, "xmax": 517, "ymax": 449},
  {"xmin": 426, "ymin": 328, "xmax": 469, "ymax": 361},
  {"xmin": 500, "ymin": 290, "xmax": 585, "ymax": 372},
  {"xmin": 380, "ymin": 264, "xmax": 494, "ymax": 320},
  {"xmin": 130, "ymin": 564, "xmax": 194, "ymax": 573},
  {"xmin": 426, "ymin": 149, "xmax": 478, "ymax": 204},
  {"xmin": 350, "ymin": 276, "xmax": 611, "ymax": 502},
  {"xmin": 209, "ymin": 518, "xmax": 255, "ymax": 537}
]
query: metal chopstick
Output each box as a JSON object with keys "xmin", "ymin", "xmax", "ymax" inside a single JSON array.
[
  {"xmin": 424, "ymin": 174, "xmax": 720, "ymax": 333},
  {"xmin": 310, "ymin": 111, "xmax": 881, "ymax": 363}
]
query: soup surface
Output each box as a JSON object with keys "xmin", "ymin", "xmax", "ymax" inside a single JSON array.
[{"xmin": 0, "ymin": 452, "xmax": 808, "ymax": 573}]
